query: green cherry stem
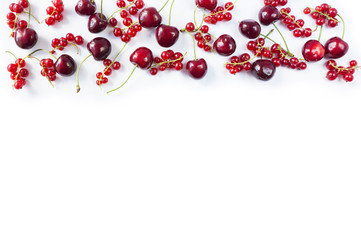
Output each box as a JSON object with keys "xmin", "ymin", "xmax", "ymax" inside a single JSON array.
[
  {"xmin": 27, "ymin": 49, "xmax": 57, "ymax": 60},
  {"xmin": 5, "ymin": 51, "xmax": 18, "ymax": 60},
  {"xmin": 107, "ymin": 65, "xmax": 138, "ymax": 94},
  {"xmin": 159, "ymin": 0, "xmax": 170, "ymax": 12},
  {"xmin": 272, "ymin": 22, "xmax": 291, "ymax": 55},
  {"xmin": 185, "ymin": 30, "xmax": 197, "ymax": 60},
  {"xmin": 318, "ymin": 25, "xmax": 323, "ymax": 42},
  {"xmin": 25, "ymin": 0, "xmax": 31, "ymax": 26},
  {"xmin": 100, "ymin": 0, "xmax": 103, "ymax": 17},
  {"xmin": 76, "ymin": 54, "xmax": 92, "ymax": 93},
  {"xmin": 169, "ymin": 0, "xmax": 175, "ymax": 25},
  {"xmin": 337, "ymin": 14, "xmax": 346, "ymax": 39}
]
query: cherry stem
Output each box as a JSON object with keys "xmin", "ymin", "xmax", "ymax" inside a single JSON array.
[
  {"xmin": 27, "ymin": 49, "xmax": 57, "ymax": 60},
  {"xmin": 318, "ymin": 25, "xmax": 323, "ymax": 42},
  {"xmin": 23, "ymin": 12, "xmax": 41, "ymax": 24},
  {"xmin": 185, "ymin": 30, "xmax": 197, "ymax": 60},
  {"xmin": 25, "ymin": 0, "xmax": 31, "ymax": 26},
  {"xmin": 272, "ymin": 22, "xmax": 291, "ymax": 55},
  {"xmin": 107, "ymin": 65, "xmax": 138, "ymax": 94},
  {"xmin": 159, "ymin": 0, "xmax": 170, "ymax": 13},
  {"xmin": 337, "ymin": 14, "xmax": 346, "ymax": 39},
  {"xmin": 260, "ymin": 30, "xmax": 295, "ymax": 58},
  {"xmin": 100, "ymin": 0, "xmax": 103, "ymax": 17},
  {"xmin": 5, "ymin": 51, "xmax": 18, "ymax": 60},
  {"xmin": 169, "ymin": 0, "xmax": 175, "ymax": 25},
  {"xmin": 76, "ymin": 54, "xmax": 92, "ymax": 93}
]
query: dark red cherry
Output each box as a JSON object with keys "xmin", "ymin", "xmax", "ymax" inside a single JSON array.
[
  {"xmin": 252, "ymin": 59, "xmax": 276, "ymax": 81},
  {"xmin": 302, "ymin": 40, "xmax": 325, "ymax": 62},
  {"xmin": 195, "ymin": 0, "xmax": 217, "ymax": 11},
  {"xmin": 87, "ymin": 37, "xmax": 112, "ymax": 61},
  {"xmin": 14, "ymin": 27, "xmax": 38, "ymax": 49},
  {"xmin": 138, "ymin": 7, "xmax": 162, "ymax": 28},
  {"xmin": 213, "ymin": 34, "xmax": 236, "ymax": 56},
  {"xmin": 156, "ymin": 24, "xmax": 179, "ymax": 48},
  {"xmin": 324, "ymin": 37, "xmax": 349, "ymax": 59},
  {"xmin": 259, "ymin": 5, "xmax": 280, "ymax": 26},
  {"xmin": 88, "ymin": 13, "xmax": 108, "ymax": 33},
  {"xmin": 75, "ymin": 0, "xmax": 96, "ymax": 16},
  {"xmin": 130, "ymin": 47, "xmax": 154, "ymax": 69},
  {"xmin": 186, "ymin": 58, "xmax": 208, "ymax": 79},
  {"xmin": 239, "ymin": 19, "xmax": 261, "ymax": 39},
  {"xmin": 55, "ymin": 54, "xmax": 77, "ymax": 76}
]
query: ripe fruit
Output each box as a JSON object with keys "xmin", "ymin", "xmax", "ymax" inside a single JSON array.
[
  {"xmin": 75, "ymin": 0, "xmax": 96, "ymax": 16},
  {"xmin": 324, "ymin": 37, "xmax": 349, "ymax": 59},
  {"xmin": 259, "ymin": 5, "xmax": 280, "ymax": 25},
  {"xmin": 130, "ymin": 47, "xmax": 154, "ymax": 69},
  {"xmin": 196, "ymin": 0, "xmax": 217, "ymax": 11},
  {"xmin": 302, "ymin": 40, "xmax": 325, "ymax": 62},
  {"xmin": 14, "ymin": 27, "xmax": 38, "ymax": 49},
  {"xmin": 138, "ymin": 7, "xmax": 162, "ymax": 28},
  {"xmin": 239, "ymin": 19, "xmax": 261, "ymax": 39},
  {"xmin": 252, "ymin": 60, "xmax": 276, "ymax": 81},
  {"xmin": 156, "ymin": 25, "xmax": 180, "ymax": 48},
  {"xmin": 213, "ymin": 34, "xmax": 236, "ymax": 56},
  {"xmin": 55, "ymin": 54, "xmax": 77, "ymax": 76},
  {"xmin": 87, "ymin": 37, "xmax": 112, "ymax": 61},
  {"xmin": 186, "ymin": 59, "xmax": 208, "ymax": 79},
  {"xmin": 88, "ymin": 13, "xmax": 108, "ymax": 33}
]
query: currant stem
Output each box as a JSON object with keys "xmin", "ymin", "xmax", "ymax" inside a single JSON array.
[
  {"xmin": 23, "ymin": 12, "xmax": 41, "ymax": 24},
  {"xmin": 5, "ymin": 51, "xmax": 18, "ymax": 60},
  {"xmin": 27, "ymin": 49, "xmax": 57, "ymax": 60},
  {"xmin": 27, "ymin": 55, "xmax": 54, "ymax": 87},
  {"xmin": 159, "ymin": 0, "xmax": 170, "ymax": 13},
  {"xmin": 76, "ymin": 54, "xmax": 92, "ymax": 93},
  {"xmin": 169, "ymin": 0, "xmax": 176, "ymax": 25},
  {"xmin": 272, "ymin": 22, "xmax": 291, "ymax": 55},
  {"xmin": 337, "ymin": 14, "xmax": 346, "ymax": 40},
  {"xmin": 185, "ymin": 30, "xmax": 197, "ymax": 60},
  {"xmin": 107, "ymin": 65, "xmax": 138, "ymax": 94}
]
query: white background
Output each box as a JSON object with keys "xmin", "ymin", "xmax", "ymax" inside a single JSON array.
[{"xmin": 1, "ymin": 0, "xmax": 361, "ymax": 239}]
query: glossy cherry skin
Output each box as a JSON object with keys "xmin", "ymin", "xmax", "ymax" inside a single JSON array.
[
  {"xmin": 213, "ymin": 34, "xmax": 236, "ymax": 56},
  {"xmin": 239, "ymin": 19, "xmax": 261, "ymax": 39},
  {"xmin": 259, "ymin": 5, "xmax": 280, "ymax": 25},
  {"xmin": 186, "ymin": 59, "xmax": 208, "ymax": 79},
  {"xmin": 302, "ymin": 40, "xmax": 325, "ymax": 62},
  {"xmin": 130, "ymin": 47, "xmax": 154, "ymax": 69},
  {"xmin": 156, "ymin": 24, "xmax": 179, "ymax": 48},
  {"xmin": 88, "ymin": 13, "xmax": 108, "ymax": 33},
  {"xmin": 75, "ymin": 0, "xmax": 96, "ymax": 16},
  {"xmin": 195, "ymin": 0, "xmax": 217, "ymax": 11},
  {"xmin": 252, "ymin": 60, "xmax": 276, "ymax": 81},
  {"xmin": 55, "ymin": 54, "xmax": 77, "ymax": 76},
  {"xmin": 138, "ymin": 7, "xmax": 162, "ymax": 28},
  {"xmin": 325, "ymin": 37, "xmax": 349, "ymax": 59},
  {"xmin": 87, "ymin": 37, "xmax": 112, "ymax": 61},
  {"xmin": 14, "ymin": 27, "xmax": 38, "ymax": 49}
]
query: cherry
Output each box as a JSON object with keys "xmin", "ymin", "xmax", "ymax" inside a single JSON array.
[
  {"xmin": 213, "ymin": 34, "xmax": 236, "ymax": 56},
  {"xmin": 156, "ymin": 24, "xmax": 180, "ymax": 48},
  {"xmin": 88, "ymin": 13, "xmax": 108, "ymax": 33},
  {"xmin": 130, "ymin": 47, "xmax": 154, "ymax": 69},
  {"xmin": 259, "ymin": 5, "xmax": 280, "ymax": 25},
  {"xmin": 239, "ymin": 19, "xmax": 261, "ymax": 39},
  {"xmin": 196, "ymin": 0, "xmax": 217, "ymax": 11},
  {"xmin": 252, "ymin": 60, "xmax": 276, "ymax": 81},
  {"xmin": 186, "ymin": 58, "xmax": 208, "ymax": 79},
  {"xmin": 138, "ymin": 7, "xmax": 162, "ymax": 28},
  {"xmin": 324, "ymin": 37, "xmax": 349, "ymax": 59},
  {"xmin": 87, "ymin": 37, "xmax": 112, "ymax": 61},
  {"xmin": 75, "ymin": 0, "xmax": 96, "ymax": 16},
  {"xmin": 302, "ymin": 40, "xmax": 325, "ymax": 62},
  {"xmin": 55, "ymin": 54, "xmax": 77, "ymax": 76},
  {"xmin": 14, "ymin": 27, "xmax": 38, "ymax": 49}
]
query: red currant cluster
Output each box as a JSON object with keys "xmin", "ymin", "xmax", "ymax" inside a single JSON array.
[
  {"xmin": 203, "ymin": 2, "xmax": 234, "ymax": 24},
  {"xmin": 304, "ymin": 4, "xmax": 339, "ymax": 27},
  {"xmin": 149, "ymin": 50, "xmax": 185, "ymax": 76},
  {"xmin": 326, "ymin": 60, "xmax": 358, "ymax": 82},
  {"xmin": 45, "ymin": 0, "xmax": 64, "ymax": 26},
  {"xmin": 280, "ymin": 7, "xmax": 312, "ymax": 38},
  {"xmin": 51, "ymin": 33, "xmax": 84, "ymax": 53},
  {"xmin": 263, "ymin": 0, "xmax": 288, "ymax": 7},
  {"xmin": 225, "ymin": 53, "xmax": 253, "ymax": 74},
  {"xmin": 183, "ymin": 23, "xmax": 213, "ymax": 52},
  {"xmin": 39, "ymin": 58, "xmax": 57, "ymax": 82},
  {"xmin": 111, "ymin": 0, "xmax": 144, "ymax": 43},
  {"xmin": 7, "ymin": 0, "xmax": 29, "ymax": 34},
  {"xmin": 95, "ymin": 59, "xmax": 122, "ymax": 86},
  {"xmin": 7, "ymin": 58, "xmax": 29, "ymax": 90}
]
